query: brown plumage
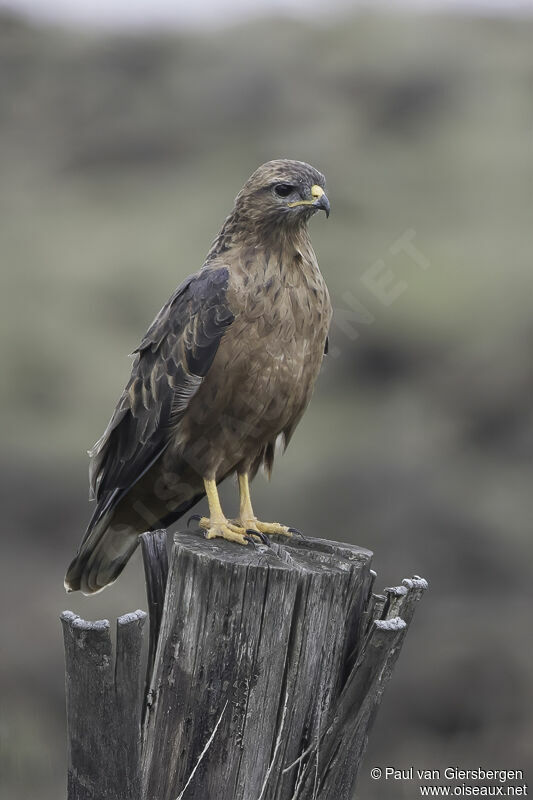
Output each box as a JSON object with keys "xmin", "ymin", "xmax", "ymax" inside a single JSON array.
[{"xmin": 65, "ymin": 159, "xmax": 332, "ymax": 594}]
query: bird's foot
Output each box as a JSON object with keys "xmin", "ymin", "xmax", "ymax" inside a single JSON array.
[
  {"xmin": 189, "ymin": 515, "xmax": 253, "ymax": 546},
  {"xmin": 238, "ymin": 519, "xmax": 304, "ymax": 539}
]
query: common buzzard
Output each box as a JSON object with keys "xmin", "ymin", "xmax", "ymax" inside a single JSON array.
[{"xmin": 65, "ymin": 159, "xmax": 332, "ymax": 594}]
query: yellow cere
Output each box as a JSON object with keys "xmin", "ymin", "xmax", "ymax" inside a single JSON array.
[{"xmin": 288, "ymin": 185, "xmax": 324, "ymax": 208}]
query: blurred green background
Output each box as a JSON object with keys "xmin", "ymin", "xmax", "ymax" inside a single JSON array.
[{"xmin": 0, "ymin": 6, "xmax": 532, "ymax": 799}]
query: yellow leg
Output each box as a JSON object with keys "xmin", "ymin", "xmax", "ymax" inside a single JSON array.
[
  {"xmin": 236, "ymin": 473, "xmax": 293, "ymax": 538},
  {"xmin": 197, "ymin": 479, "xmax": 251, "ymax": 545},
  {"xmin": 238, "ymin": 473, "xmax": 255, "ymax": 525}
]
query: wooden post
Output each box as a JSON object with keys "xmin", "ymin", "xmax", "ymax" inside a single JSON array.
[
  {"xmin": 62, "ymin": 531, "xmax": 427, "ymax": 800},
  {"xmin": 139, "ymin": 529, "xmax": 169, "ymax": 724},
  {"xmin": 61, "ymin": 609, "xmax": 146, "ymax": 800}
]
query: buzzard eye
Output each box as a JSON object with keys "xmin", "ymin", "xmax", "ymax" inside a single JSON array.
[{"xmin": 274, "ymin": 183, "xmax": 294, "ymax": 198}]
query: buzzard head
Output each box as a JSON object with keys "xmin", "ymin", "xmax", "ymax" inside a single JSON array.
[{"xmin": 235, "ymin": 159, "xmax": 330, "ymax": 229}]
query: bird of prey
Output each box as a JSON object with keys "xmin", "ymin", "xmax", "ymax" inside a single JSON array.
[{"xmin": 65, "ymin": 159, "xmax": 332, "ymax": 594}]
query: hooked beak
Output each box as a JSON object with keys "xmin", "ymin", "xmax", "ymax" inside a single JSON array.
[{"xmin": 313, "ymin": 191, "xmax": 330, "ymax": 218}]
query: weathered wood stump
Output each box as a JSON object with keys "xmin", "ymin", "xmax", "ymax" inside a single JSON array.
[
  {"xmin": 62, "ymin": 530, "xmax": 427, "ymax": 800},
  {"xmin": 61, "ymin": 609, "xmax": 146, "ymax": 800}
]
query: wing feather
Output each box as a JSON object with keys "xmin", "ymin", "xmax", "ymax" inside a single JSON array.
[{"xmin": 87, "ymin": 266, "xmax": 234, "ymax": 525}]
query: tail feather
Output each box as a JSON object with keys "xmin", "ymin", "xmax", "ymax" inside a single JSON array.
[
  {"xmin": 65, "ymin": 517, "xmax": 139, "ymax": 595},
  {"xmin": 65, "ymin": 474, "xmax": 207, "ymax": 594}
]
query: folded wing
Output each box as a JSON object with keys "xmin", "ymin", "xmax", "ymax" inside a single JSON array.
[{"xmin": 86, "ymin": 266, "xmax": 235, "ymax": 532}]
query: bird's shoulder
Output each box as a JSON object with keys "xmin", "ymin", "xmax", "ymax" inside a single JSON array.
[{"xmin": 134, "ymin": 264, "xmax": 234, "ymax": 356}]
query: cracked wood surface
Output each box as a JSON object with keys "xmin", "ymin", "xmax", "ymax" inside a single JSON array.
[
  {"xmin": 61, "ymin": 608, "xmax": 146, "ymax": 800},
  {"xmin": 62, "ymin": 531, "xmax": 427, "ymax": 800},
  {"xmin": 140, "ymin": 531, "xmax": 374, "ymax": 800}
]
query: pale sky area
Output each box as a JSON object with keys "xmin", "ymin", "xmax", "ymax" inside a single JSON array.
[{"xmin": 2, "ymin": 0, "xmax": 532, "ymax": 29}]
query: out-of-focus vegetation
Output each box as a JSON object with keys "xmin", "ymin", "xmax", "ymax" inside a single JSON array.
[{"xmin": 0, "ymin": 9, "xmax": 532, "ymax": 799}]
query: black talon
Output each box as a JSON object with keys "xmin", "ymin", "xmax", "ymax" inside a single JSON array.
[
  {"xmin": 244, "ymin": 534, "xmax": 258, "ymax": 546},
  {"xmin": 246, "ymin": 529, "xmax": 271, "ymax": 547},
  {"xmin": 288, "ymin": 527, "xmax": 308, "ymax": 543},
  {"xmin": 188, "ymin": 514, "xmax": 202, "ymax": 528}
]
